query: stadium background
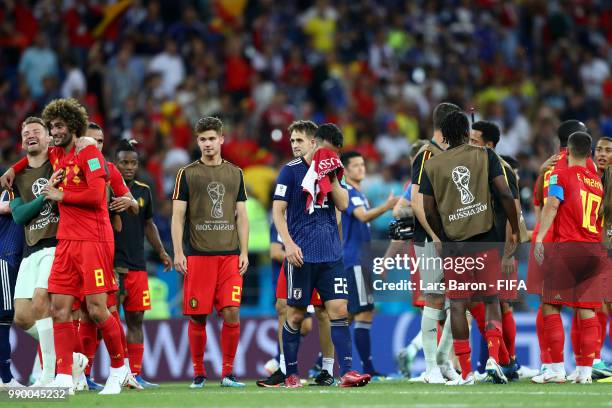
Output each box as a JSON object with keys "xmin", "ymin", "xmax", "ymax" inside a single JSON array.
[{"xmin": 1, "ymin": 0, "xmax": 610, "ymax": 381}]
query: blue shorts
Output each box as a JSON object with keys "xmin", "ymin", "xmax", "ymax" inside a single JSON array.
[
  {"xmin": 285, "ymin": 259, "xmax": 348, "ymax": 307},
  {"xmin": 346, "ymin": 265, "xmax": 374, "ymax": 314},
  {"xmin": 0, "ymin": 259, "xmax": 18, "ymax": 320}
]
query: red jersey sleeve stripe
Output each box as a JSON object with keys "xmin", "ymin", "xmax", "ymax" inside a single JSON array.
[{"xmin": 172, "ymin": 167, "xmax": 185, "ymax": 200}]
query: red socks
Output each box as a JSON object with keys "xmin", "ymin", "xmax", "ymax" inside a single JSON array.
[
  {"xmin": 469, "ymin": 303, "xmax": 486, "ymax": 336},
  {"xmin": 128, "ymin": 343, "xmax": 144, "ymax": 376},
  {"xmin": 54, "ymin": 322, "xmax": 74, "ymax": 375},
  {"xmin": 485, "ymin": 321, "xmax": 509, "ymax": 365},
  {"xmin": 72, "ymin": 320, "xmax": 84, "ymax": 354},
  {"xmin": 80, "ymin": 321, "xmax": 98, "ymax": 376},
  {"xmin": 543, "ymin": 314, "xmax": 564, "ymax": 363},
  {"xmin": 596, "ymin": 311, "xmax": 607, "ymax": 359},
  {"xmin": 221, "ymin": 322, "xmax": 240, "ymax": 378},
  {"xmin": 454, "ymin": 339, "xmax": 472, "ymax": 379},
  {"xmin": 577, "ymin": 316, "xmax": 599, "ymax": 367},
  {"xmin": 502, "ymin": 310, "xmax": 516, "ymax": 359},
  {"xmin": 97, "ymin": 315, "xmax": 124, "ymax": 368},
  {"xmin": 188, "ymin": 320, "xmax": 207, "ymax": 377},
  {"xmin": 537, "ymin": 307, "xmax": 552, "ymax": 364},
  {"xmin": 112, "ymin": 310, "xmax": 129, "ymax": 357}
]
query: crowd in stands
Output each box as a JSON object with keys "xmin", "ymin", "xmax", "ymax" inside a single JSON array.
[{"xmin": 1, "ymin": 0, "xmax": 610, "ymax": 243}]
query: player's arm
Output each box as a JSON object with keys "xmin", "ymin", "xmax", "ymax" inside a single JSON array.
[
  {"xmin": 352, "ymin": 192, "xmax": 398, "ymax": 223},
  {"xmin": 536, "ymin": 196, "xmax": 560, "ymax": 242},
  {"xmin": 145, "ymin": 218, "xmax": 172, "ymax": 271},
  {"xmin": 236, "ymin": 201, "xmax": 249, "ymax": 275},
  {"xmin": 329, "ymin": 173, "xmax": 348, "ymax": 211},
  {"xmin": 273, "ymin": 200, "xmax": 303, "ymax": 267},
  {"xmin": 270, "ymin": 242, "xmax": 285, "ymax": 263},
  {"xmin": 171, "ymin": 199, "xmax": 187, "ymax": 275},
  {"xmin": 1, "ymin": 147, "xmax": 53, "ymax": 189},
  {"xmin": 43, "ymin": 166, "xmax": 106, "ymax": 206},
  {"xmin": 10, "ymin": 196, "xmax": 45, "ymax": 225},
  {"xmin": 393, "ymin": 196, "xmax": 413, "ymax": 219},
  {"xmin": 108, "ymin": 165, "xmax": 138, "ymax": 214},
  {"xmin": 412, "ymin": 152, "xmax": 440, "ymax": 241}
]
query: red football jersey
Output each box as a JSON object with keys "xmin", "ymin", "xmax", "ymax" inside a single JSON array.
[
  {"xmin": 52, "ymin": 145, "xmax": 114, "ymax": 242},
  {"xmin": 548, "ymin": 165, "xmax": 603, "ymax": 242}
]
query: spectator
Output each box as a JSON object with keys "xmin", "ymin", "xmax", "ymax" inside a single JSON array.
[
  {"xmin": 17, "ymin": 32, "xmax": 58, "ymax": 98},
  {"xmin": 148, "ymin": 38, "xmax": 185, "ymax": 100}
]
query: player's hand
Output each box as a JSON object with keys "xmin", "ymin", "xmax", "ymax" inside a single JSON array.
[
  {"xmin": 48, "ymin": 169, "xmax": 64, "ymax": 187},
  {"xmin": 502, "ymin": 256, "xmax": 515, "ymax": 277},
  {"xmin": 534, "ymin": 241, "xmax": 545, "ymax": 265},
  {"xmin": 0, "ymin": 168, "xmax": 15, "ymax": 190},
  {"xmin": 42, "ymin": 184, "xmax": 64, "ymax": 202},
  {"xmin": 159, "ymin": 251, "xmax": 172, "ymax": 272},
  {"xmin": 433, "ymin": 238, "xmax": 443, "ymax": 257},
  {"xmin": 504, "ymin": 233, "xmax": 519, "ymax": 258},
  {"xmin": 238, "ymin": 252, "xmax": 249, "ymax": 276},
  {"xmin": 540, "ymin": 154, "xmax": 560, "ymax": 173},
  {"xmin": 385, "ymin": 191, "xmax": 399, "ymax": 210},
  {"xmin": 110, "ymin": 196, "xmax": 135, "ymax": 213},
  {"xmin": 285, "ymin": 241, "xmax": 304, "ymax": 267},
  {"xmin": 76, "ymin": 136, "xmax": 97, "ymax": 153},
  {"xmin": 174, "ymin": 252, "xmax": 187, "ymax": 275}
]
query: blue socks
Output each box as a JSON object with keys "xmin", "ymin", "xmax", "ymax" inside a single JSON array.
[
  {"xmin": 282, "ymin": 321, "xmax": 301, "ymax": 376},
  {"xmin": 0, "ymin": 324, "xmax": 12, "ymax": 383},
  {"xmin": 354, "ymin": 321, "xmax": 375, "ymax": 374},
  {"xmin": 330, "ymin": 318, "xmax": 352, "ymax": 375}
]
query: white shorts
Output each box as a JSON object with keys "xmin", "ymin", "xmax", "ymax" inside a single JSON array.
[
  {"xmin": 414, "ymin": 241, "xmax": 445, "ymax": 295},
  {"xmin": 14, "ymin": 246, "xmax": 55, "ymax": 299}
]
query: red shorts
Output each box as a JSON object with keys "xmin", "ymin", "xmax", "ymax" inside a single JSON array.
[
  {"xmin": 184, "ymin": 255, "xmax": 243, "ymax": 315},
  {"xmin": 275, "ymin": 262, "xmax": 322, "ymax": 306},
  {"xmin": 444, "ymin": 247, "xmax": 501, "ymax": 300},
  {"xmin": 49, "ymin": 240, "xmax": 117, "ymax": 297},
  {"xmin": 122, "ymin": 271, "xmax": 151, "ymax": 312}
]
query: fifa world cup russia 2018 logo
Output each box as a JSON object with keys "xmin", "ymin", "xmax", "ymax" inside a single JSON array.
[
  {"xmin": 207, "ymin": 182, "xmax": 226, "ymax": 219},
  {"xmin": 32, "ymin": 177, "xmax": 53, "ymax": 216},
  {"xmin": 451, "ymin": 166, "xmax": 475, "ymax": 205}
]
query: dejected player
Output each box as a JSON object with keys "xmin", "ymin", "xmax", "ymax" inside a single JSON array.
[
  {"xmin": 172, "ymin": 117, "xmax": 249, "ymax": 388},
  {"xmin": 272, "ymin": 123, "xmax": 371, "ymax": 388}
]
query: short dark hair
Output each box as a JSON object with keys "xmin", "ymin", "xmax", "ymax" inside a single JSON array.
[
  {"xmin": 42, "ymin": 98, "xmax": 89, "ymax": 137},
  {"xmin": 558, "ymin": 120, "xmax": 587, "ymax": 147},
  {"xmin": 472, "ymin": 120, "xmax": 500, "ymax": 147},
  {"xmin": 597, "ymin": 136, "xmax": 612, "ymax": 144},
  {"xmin": 315, "ymin": 123, "xmax": 343, "ymax": 148},
  {"xmin": 88, "ymin": 122, "xmax": 102, "ymax": 131},
  {"xmin": 116, "ymin": 139, "xmax": 138, "ymax": 158},
  {"xmin": 568, "ymin": 131, "xmax": 592, "ymax": 159},
  {"xmin": 433, "ymin": 102, "xmax": 461, "ymax": 130},
  {"xmin": 288, "ymin": 120, "xmax": 317, "ymax": 137},
  {"xmin": 22, "ymin": 116, "xmax": 47, "ymax": 131},
  {"xmin": 340, "ymin": 151, "xmax": 362, "ymax": 167},
  {"xmin": 500, "ymin": 155, "xmax": 519, "ymax": 170},
  {"xmin": 195, "ymin": 116, "xmax": 223, "ymax": 135},
  {"xmin": 440, "ymin": 111, "xmax": 469, "ymax": 147}
]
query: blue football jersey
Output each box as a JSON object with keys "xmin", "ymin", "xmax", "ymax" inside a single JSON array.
[
  {"xmin": 270, "ymin": 222, "xmax": 283, "ymax": 278},
  {"xmin": 341, "ymin": 185, "xmax": 371, "ymax": 268},
  {"xmin": 273, "ymin": 158, "xmax": 343, "ymax": 263},
  {"xmin": 0, "ymin": 191, "xmax": 24, "ymax": 268}
]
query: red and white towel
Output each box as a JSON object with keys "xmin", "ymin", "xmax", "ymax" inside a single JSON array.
[{"xmin": 301, "ymin": 148, "xmax": 344, "ymax": 214}]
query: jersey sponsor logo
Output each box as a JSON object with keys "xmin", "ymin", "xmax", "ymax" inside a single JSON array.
[
  {"xmin": 207, "ymin": 182, "xmax": 226, "ymax": 219},
  {"xmin": 451, "ymin": 166, "xmax": 475, "ymax": 205},
  {"xmin": 275, "ymin": 184, "xmax": 287, "ymax": 197},
  {"xmin": 87, "ymin": 158, "xmax": 101, "ymax": 172}
]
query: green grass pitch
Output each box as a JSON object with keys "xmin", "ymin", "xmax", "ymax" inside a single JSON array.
[{"xmin": 6, "ymin": 380, "xmax": 612, "ymax": 408}]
